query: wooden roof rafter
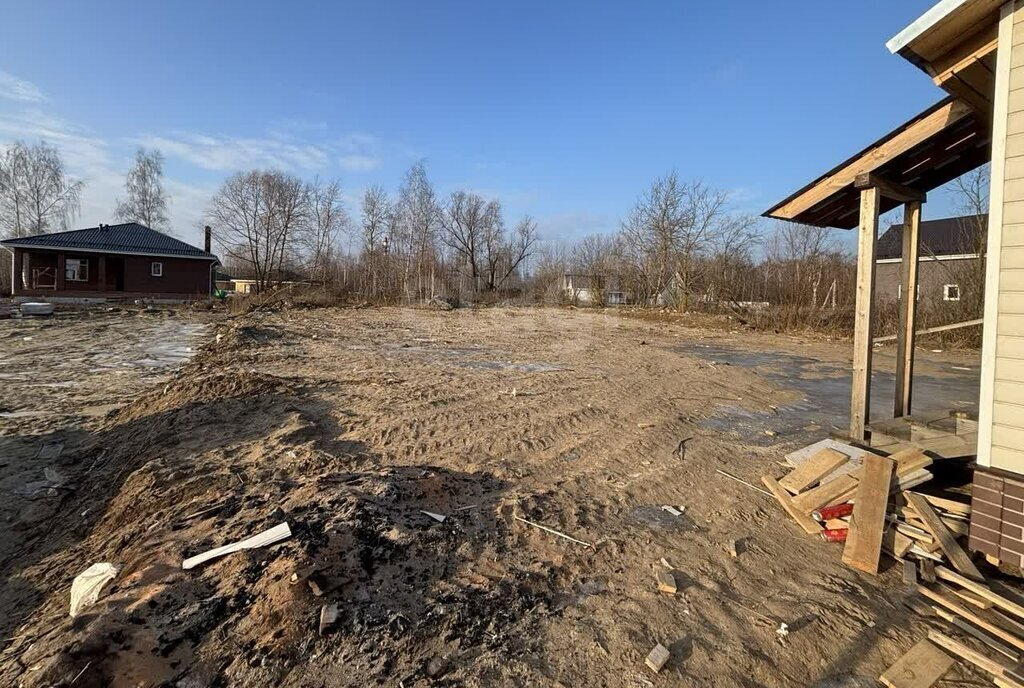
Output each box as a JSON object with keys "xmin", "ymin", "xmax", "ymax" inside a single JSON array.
[{"xmin": 763, "ymin": 97, "xmax": 990, "ymax": 229}]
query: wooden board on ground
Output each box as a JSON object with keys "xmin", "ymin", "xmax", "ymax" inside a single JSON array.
[
  {"xmin": 842, "ymin": 454, "xmax": 894, "ymax": 574},
  {"xmin": 784, "ymin": 439, "xmax": 868, "ymax": 478},
  {"xmin": 879, "ymin": 639, "xmax": 954, "ymax": 688},
  {"xmin": 927, "ymin": 631, "xmax": 1024, "ymax": 687},
  {"xmin": 762, "ymin": 475, "xmax": 822, "ymax": 535},
  {"xmin": 905, "ymin": 492, "xmax": 984, "ymax": 581},
  {"xmin": 793, "ymin": 474, "xmax": 858, "ymax": 513},
  {"xmin": 780, "ymin": 448, "xmax": 850, "ymax": 494}
]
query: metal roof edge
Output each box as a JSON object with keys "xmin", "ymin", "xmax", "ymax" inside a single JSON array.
[{"xmin": 886, "ymin": 0, "xmax": 970, "ymax": 54}]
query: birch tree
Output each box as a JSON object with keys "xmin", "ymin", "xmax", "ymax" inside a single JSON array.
[
  {"xmin": 0, "ymin": 140, "xmax": 83, "ymax": 237},
  {"xmin": 115, "ymin": 148, "xmax": 170, "ymax": 230}
]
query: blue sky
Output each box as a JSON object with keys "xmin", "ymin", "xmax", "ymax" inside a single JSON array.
[{"xmin": 0, "ymin": 1, "xmax": 964, "ymax": 250}]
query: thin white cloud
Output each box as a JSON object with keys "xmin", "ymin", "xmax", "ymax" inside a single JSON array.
[
  {"xmin": 0, "ymin": 70, "xmax": 46, "ymax": 103},
  {"xmin": 136, "ymin": 133, "xmax": 330, "ymax": 172},
  {"xmin": 339, "ymin": 154, "xmax": 382, "ymax": 172}
]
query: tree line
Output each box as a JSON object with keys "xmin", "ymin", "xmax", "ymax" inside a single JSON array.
[{"xmin": 0, "ymin": 137, "xmax": 865, "ymax": 315}]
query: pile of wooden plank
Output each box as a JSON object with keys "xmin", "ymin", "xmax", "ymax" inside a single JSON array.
[
  {"xmin": 884, "ymin": 565, "xmax": 1024, "ymax": 687},
  {"xmin": 763, "ymin": 445, "xmax": 977, "ymax": 579},
  {"xmin": 765, "ymin": 442, "xmax": 1024, "ymax": 686}
]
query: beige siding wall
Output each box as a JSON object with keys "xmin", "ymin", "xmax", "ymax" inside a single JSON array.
[{"xmin": 980, "ymin": 0, "xmax": 1024, "ymax": 472}]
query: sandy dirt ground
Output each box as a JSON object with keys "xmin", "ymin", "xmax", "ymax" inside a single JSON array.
[{"xmin": 0, "ymin": 305, "xmax": 992, "ymax": 687}]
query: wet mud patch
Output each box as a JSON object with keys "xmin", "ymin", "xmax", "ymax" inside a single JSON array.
[{"xmin": 676, "ymin": 342, "xmax": 980, "ymax": 446}]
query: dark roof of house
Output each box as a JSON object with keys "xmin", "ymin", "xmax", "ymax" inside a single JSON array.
[
  {"xmin": 876, "ymin": 215, "xmax": 986, "ymax": 261},
  {"xmin": 0, "ymin": 222, "xmax": 218, "ymax": 261}
]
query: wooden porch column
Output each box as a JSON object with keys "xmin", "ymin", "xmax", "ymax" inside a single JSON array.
[
  {"xmin": 97, "ymin": 255, "xmax": 106, "ymax": 292},
  {"xmin": 850, "ymin": 187, "xmax": 880, "ymax": 441},
  {"xmin": 12, "ymin": 249, "xmax": 24, "ymax": 294},
  {"xmin": 56, "ymin": 252, "xmax": 66, "ymax": 291},
  {"xmin": 894, "ymin": 201, "xmax": 922, "ymax": 417}
]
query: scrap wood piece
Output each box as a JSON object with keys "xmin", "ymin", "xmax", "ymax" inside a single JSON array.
[
  {"xmin": 917, "ymin": 585, "xmax": 1024, "ymax": 653},
  {"xmin": 761, "ymin": 475, "xmax": 822, "ymax": 535},
  {"xmin": 182, "ymin": 522, "xmax": 292, "ymax": 570},
  {"xmin": 878, "ymin": 639, "xmax": 954, "ymax": 688},
  {"xmin": 319, "ymin": 603, "xmax": 339, "ymax": 635},
  {"xmin": 915, "ymin": 493, "xmax": 971, "ymax": 517},
  {"xmin": 919, "ymin": 559, "xmax": 937, "ymax": 584},
  {"xmin": 514, "ymin": 515, "xmax": 593, "ymax": 548},
  {"xmin": 932, "ymin": 607, "xmax": 1020, "ymax": 661},
  {"xmin": 935, "ymin": 567, "xmax": 1024, "ymax": 620},
  {"xmin": 656, "ymin": 570, "xmax": 677, "ymax": 594},
  {"xmin": 905, "ymin": 493, "xmax": 983, "ymax": 581},
  {"xmin": 941, "ymin": 583, "xmax": 993, "ymax": 610},
  {"xmin": 883, "ymin": 527, "xmax": 915, "ymax": 558},
  {"xmin": 903, "ymin": 560, "xmax": 918, "ymax": 585},
  {"xmin": 645, "ymin": 643, "xmax": 670, "ymax": 673},
  {"xmin": 793, "ymin": 475, "xmax": 858, "ymax": 513},
  {"xmin": 779, "ymin": 447, "xmax": 849, "ymax": 495},
  {"xmin": 842, "ymin": 454, "xmax": 894, "ymax": 574},
  {"xmin": 927, "ymin": 631, "xmax": 1024, "ymax": 688}
]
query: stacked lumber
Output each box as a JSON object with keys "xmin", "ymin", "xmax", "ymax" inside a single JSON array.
[
  {"xmin": 767, "ymin": 443, "xmax": 1024, "ymax": 686},
  {"xmin": 763, "ymin": 446, "xmax": 978, "ymax": 579},
  {"xmin": 886, "ymin": 565, "xmax": 1024, "ymax": 687}
]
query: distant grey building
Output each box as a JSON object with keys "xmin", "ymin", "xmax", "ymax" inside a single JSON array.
[{"xmin": 875, "ymin": 215, "xmax": 984, "ymax": 304}]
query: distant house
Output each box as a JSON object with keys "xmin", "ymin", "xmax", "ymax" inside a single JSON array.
[
  {"xmin": 875, "ymin": 215, "xmax": 984, "ymax": 304},
  {"xmin": 563, "ymin": 274, "xmax": 604, "ymax": 304},
  {"xmin": 1, "ymin": 222, "xmax": 219, "ymax": 302}
]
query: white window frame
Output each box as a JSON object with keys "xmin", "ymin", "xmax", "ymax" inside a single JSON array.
[
  {"xmin": 943, "ymin": 284, "xmax": 961, "ymax": 302},
  {"xmin": 151, "ymin": 261, "xmax": 163, "ymax": 277},
  {"xmin": 65, "ymin": 257, "xmax": 88, "ymax": 282}
]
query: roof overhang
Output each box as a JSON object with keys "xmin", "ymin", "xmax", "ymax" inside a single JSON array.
[
  {"xmin": 0, "ymin": 242, "xmax": 220, "ymax": 262},
  {"xmin": 763, "ymin": 97, "xmax": 990, "ymax": 229},
  {"xmin": 888, "ymin": 0, "xmax": 1001, "ymax": 114}
]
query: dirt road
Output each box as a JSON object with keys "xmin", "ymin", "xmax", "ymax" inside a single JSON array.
[{"xmin": 0, "ymin": 306, "xmax": 982, "ymax": 686}]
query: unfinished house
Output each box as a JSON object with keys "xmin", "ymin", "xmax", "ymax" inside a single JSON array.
[
  {"xmin": 765, "ymin": 0, "xmax": 1024, "ymax": 566},
  {"xmin": 1, "ymin": 223, "xmax": 219, "ymax": 303}
]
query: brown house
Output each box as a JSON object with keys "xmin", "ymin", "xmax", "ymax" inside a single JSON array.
[
  {"xmin": 1, "ymin": 222, "xmax": 219, "ymax": 302},
  {"xmin": 874, "ymin": 215, "xmax": 985, "ymax": 303}
]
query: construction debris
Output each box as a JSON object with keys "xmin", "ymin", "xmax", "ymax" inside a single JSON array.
[
  {"xmin": 656, "ymin": 570, "xmax": 677, "ymax": 594},
  {"xmin": 319, "ymin": 603, "xmax": 339, "ymax": 635},
  {"xmin": 644, "ymin": 643, "xmax": 670, "ymax": 672},
  {"xmin": 878, "ymin": 639, "xmax": 954, "ymax": 688},
  {"xmin": 182, "ymin": 522, "xmax": 292, "ymax": 570},
  {"xmin": 514, "ymin": 515, "xmax": 594, "ymax": 548},
  {"xmin": 420, "ymin": 510, "xmax": 447, "ymax": 523},
  {"xmin": 69, "ymin": 563, "xmax": 119, "ymax": 618}
]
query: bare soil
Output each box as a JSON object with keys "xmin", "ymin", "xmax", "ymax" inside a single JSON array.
[{"xmin": 0, "ymin": 305, "xmax": 987, "ymax": 687}]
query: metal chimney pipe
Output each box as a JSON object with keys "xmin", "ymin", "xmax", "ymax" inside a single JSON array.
[{"xmin": 204, "ymin": 225, "xmax": 212, "ymax": 253}]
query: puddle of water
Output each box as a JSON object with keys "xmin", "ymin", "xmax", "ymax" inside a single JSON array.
[{"xmin": 676, "ymin": 342, "xmax": 980, "ymax": 447}]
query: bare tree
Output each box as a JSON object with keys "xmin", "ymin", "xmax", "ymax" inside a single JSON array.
[
  {"xmin": 208, "ymin": 170, "xmax": 309, "ymax": 292},
  {"xmin": 396, "ymin": 161, "xmax": 441, "ymax": 299},
  {"xmin": 619, "ymin": 172, "xmax": 727, "ymax": 306},
  {"xmin": 481, "ymin": 210, "xmax": 538, "ymax": 291},
  {"xmin": 0, "ymin": 140, "xmax": 83, "ymax": 237},
  {"xmin": 360, "ymin": 185, "xmax": 393, "ymax": 298},
  {"xmin": 439, "ymin": 191, "xmax": 490, "ymax": 288},
  {"xmin": 115, "ymin": 148, "xmax": 170, "ymax": 230},
  {"xmin": 302, "ymin": 178, "xmax": 347, "ymax": 283}
]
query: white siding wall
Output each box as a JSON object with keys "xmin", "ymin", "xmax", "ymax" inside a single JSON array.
[{"xmin": 980, "ymin": 0, "xmax": 1024, "ymax": 472}]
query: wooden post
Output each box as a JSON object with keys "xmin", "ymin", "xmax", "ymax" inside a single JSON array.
[
  {"xmin": 56, "ymin": 251, "xmax": 66, "ymax": 291},
  {"xmin": 895, "ymin": 201, "xmax": 921, "ymax": 417},
  {"xmin": 97, "ymin": 255, "xmax": 106, "ymax": 292},
  {"xmin": 850, "ymin": 187, "xmax": 880, "ymax": 441},
  {"xmin": 12, "ymin": 249, "xmax": 23, "ymax": 294}
]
